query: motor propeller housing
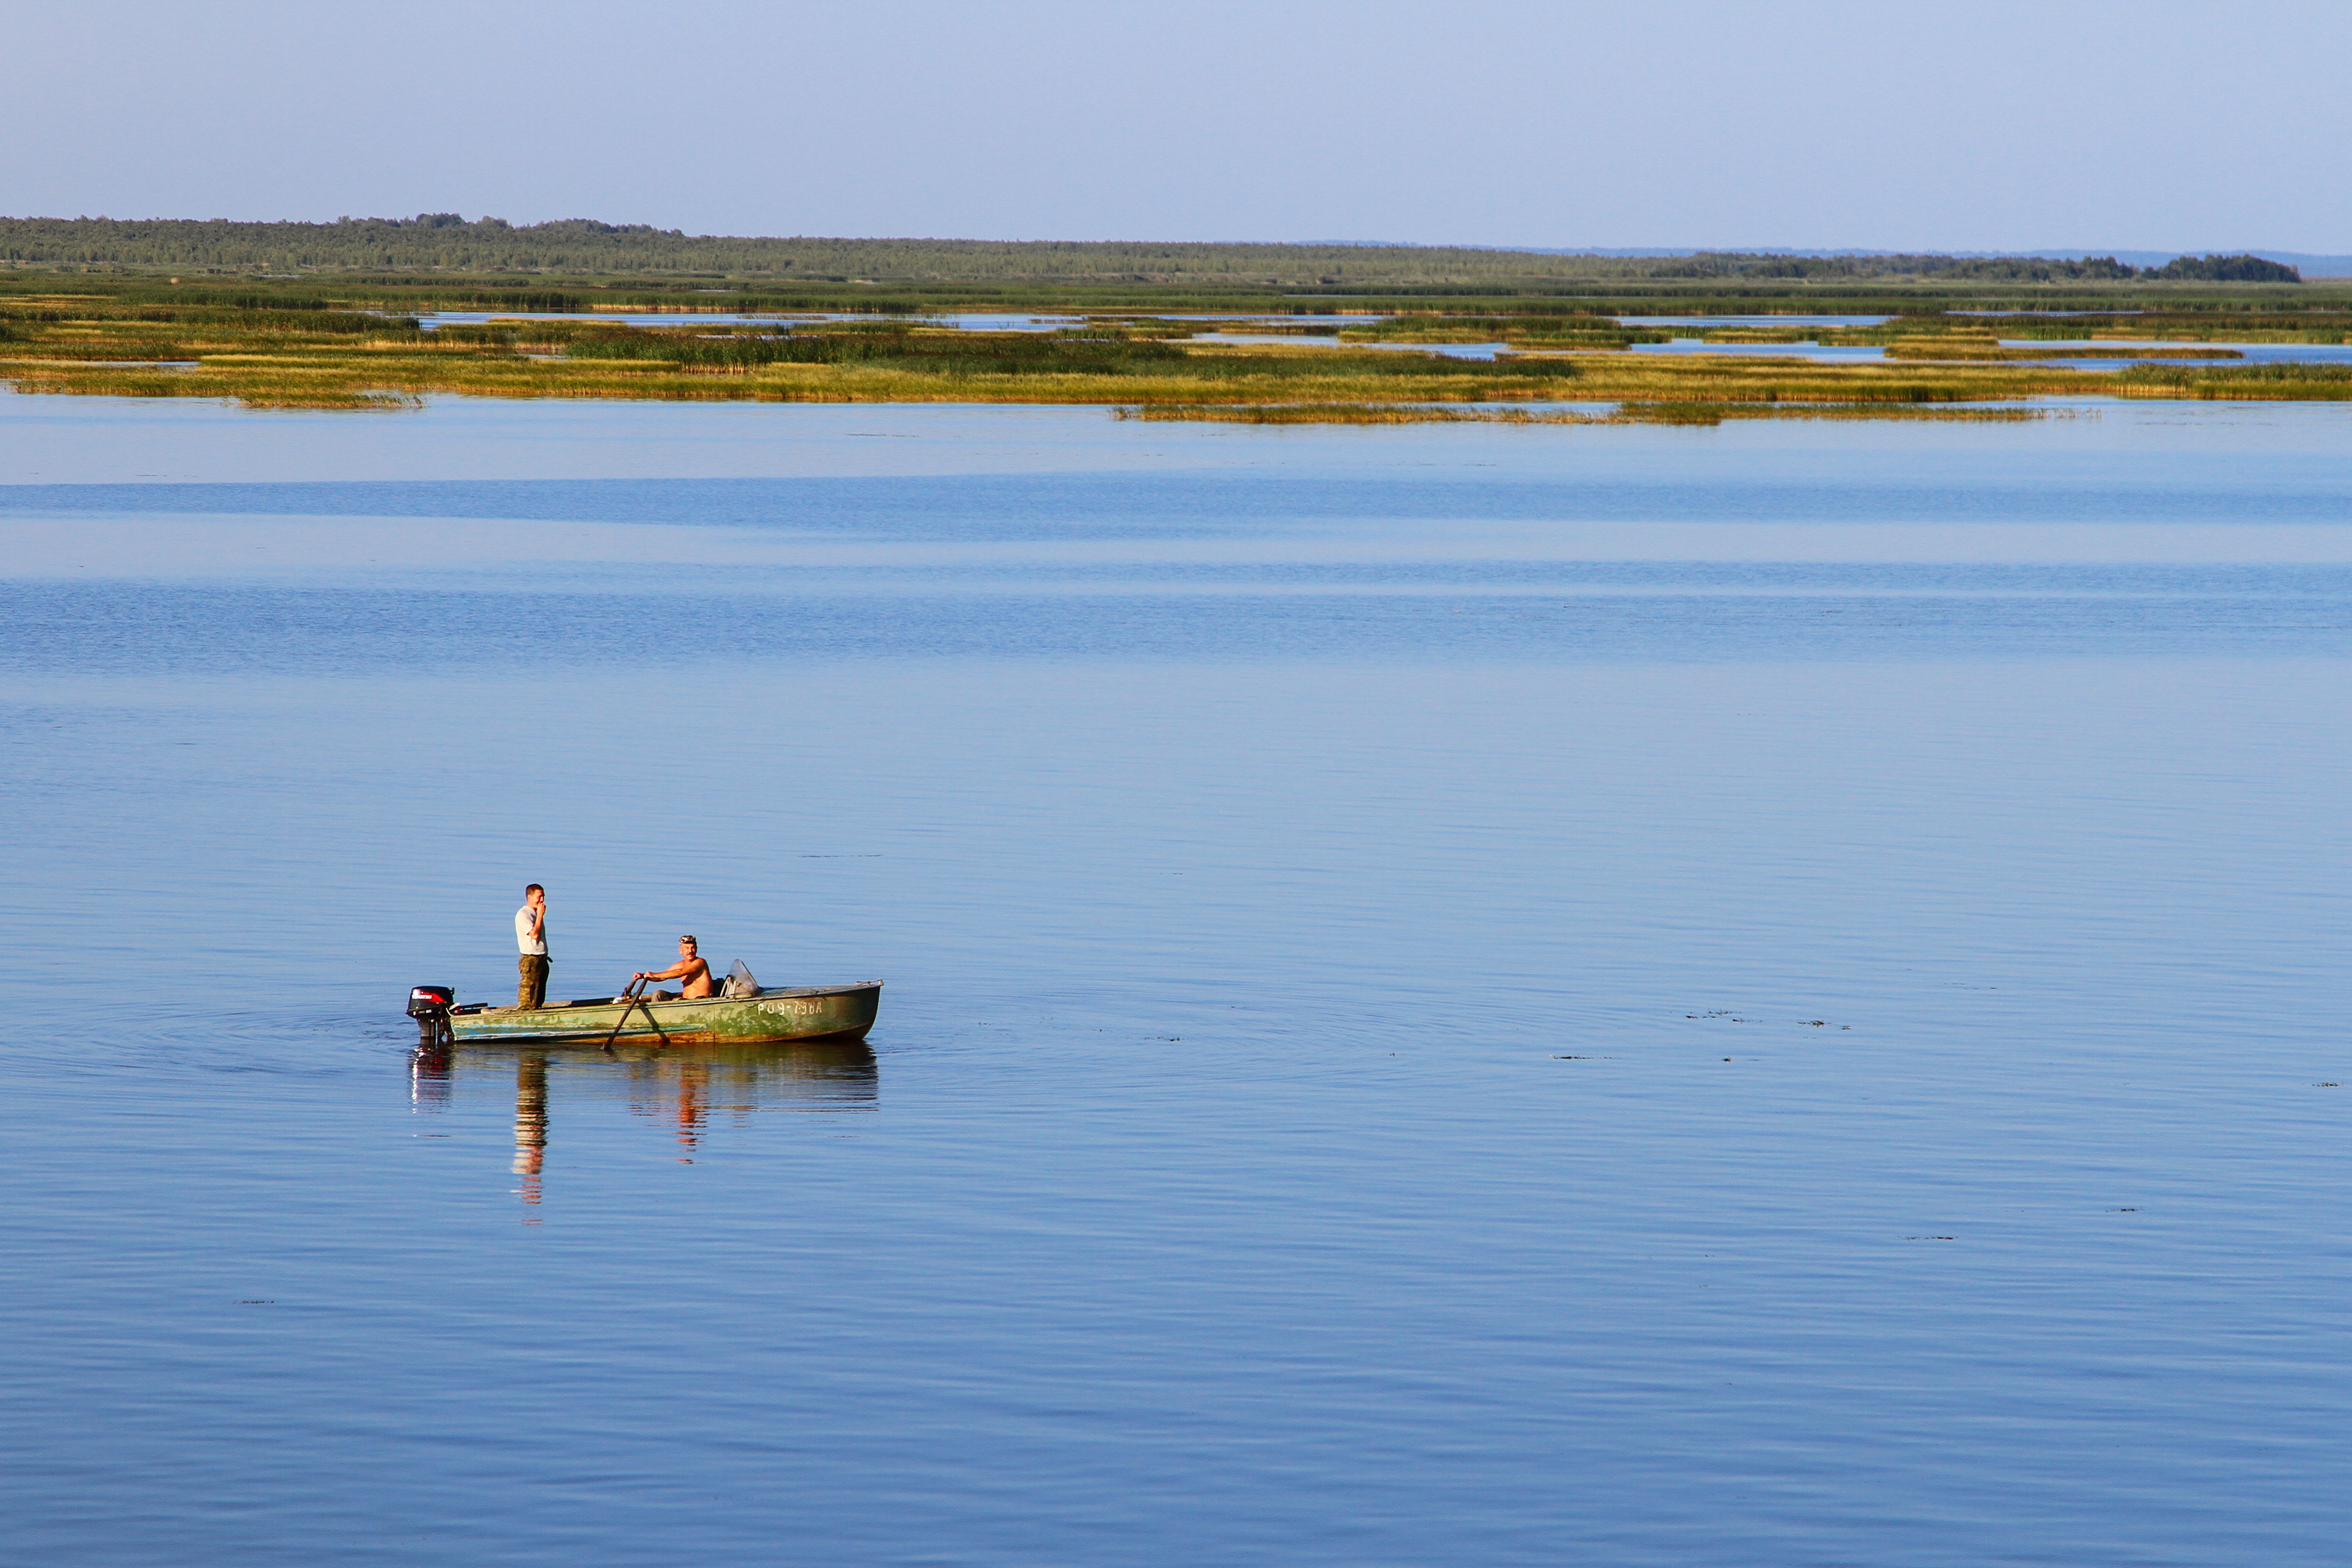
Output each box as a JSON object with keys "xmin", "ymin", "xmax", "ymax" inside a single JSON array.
[{"xmin": 407, "ymin": 985, "xmax": 455, "ymax": 1046}]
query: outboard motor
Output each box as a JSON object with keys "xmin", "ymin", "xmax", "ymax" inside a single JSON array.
[{"xmin": 407, "ymin": 985, "xmax": 455, "ymax": 1047}]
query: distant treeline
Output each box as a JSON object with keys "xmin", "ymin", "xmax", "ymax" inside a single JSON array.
[
  {"xmin": 2138, "ymin": 253, "xmax": 2304, "ymax": 283},
  {"xmin": 0, "ymin": 215, "xmax": 2304, "ymax": 285}
]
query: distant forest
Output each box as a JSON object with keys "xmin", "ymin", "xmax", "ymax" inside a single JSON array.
[{"xmin": 0, "ymin": 215, "xmax": 2304, "ymax": 285}]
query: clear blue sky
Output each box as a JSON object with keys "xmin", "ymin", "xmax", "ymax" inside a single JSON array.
[{"xmin": 11, "ymin": 0, "xmax": 2349, "ymax": 251}]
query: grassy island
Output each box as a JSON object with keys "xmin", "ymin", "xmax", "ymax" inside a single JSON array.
[{"xmin": 2, "ymin": 267, "xmax": 2350, "ymax": 420}]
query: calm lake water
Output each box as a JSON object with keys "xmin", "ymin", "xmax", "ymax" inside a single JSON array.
[{"xmin": 3, "ymin": 393, "xmax": 2350, "ymax": 1566}]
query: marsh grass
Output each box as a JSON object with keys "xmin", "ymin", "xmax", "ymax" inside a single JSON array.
[
  {"xmin": 1882, "ymin": 342, "xmax": 2245, "ymax": 361},
  {"xmin": 1115, "ymin": 403, "xmax": 1611, "ymax": 425},
  {"xmin": 1689, "ymin": 328, "xmax": 1821, "ymax": 344},
  {"xmin": 1117, "ymin": 402, "xmax": 2071, "ymax": 427},
  {"xmin": 2112, "ymin": 362, "xmax": 2352, "ymax": 399},
  {"xmin": 1630, "ymin": 403, "xmax": 2071, "ymax": 425},
  {"xmin": 1338, "ymin": 315, "xmax": 1674, "ymax": 349},
  {"xmin": 1980, "ymin": 312, "xmax": 2352, "ymax": 345},
  {"xmin": 0, "ymin": 284, "xmax": 2340, "ymax": 414}
]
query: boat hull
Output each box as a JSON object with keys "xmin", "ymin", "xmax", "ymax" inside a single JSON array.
[{"xmin": 449, "ymin": 981, "xmax": 881, "ymax": 1046}]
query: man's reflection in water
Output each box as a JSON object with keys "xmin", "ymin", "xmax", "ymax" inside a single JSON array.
[
  {"xmin": 673, "ymin": 1061, "xmax": 709, "ymax": 1162},
  {"xmin": 513, "ymin": 1053, "xmax": 549, "ymax": 1219},
  {"xmin": 408, "ymin": 1040, "xmax": 877, "ymax": 1213}
]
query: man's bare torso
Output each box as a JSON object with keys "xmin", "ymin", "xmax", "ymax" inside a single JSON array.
[{"xmin": 635, "ymin": 940, "xmax": 714, "ymax": 1000}]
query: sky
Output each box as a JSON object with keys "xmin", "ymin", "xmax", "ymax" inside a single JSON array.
[{"xmin": 9, "ymin": 0, "xmax": 2350, "ymax": 252}]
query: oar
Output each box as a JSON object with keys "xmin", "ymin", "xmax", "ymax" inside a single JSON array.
[
  {"xmin": 600, "ymin": 975, "xmax": 675, "ymax": 1053},
  {"xmin": 601, "ymin": 976, "xmax": 649, "ymax": 1053}
]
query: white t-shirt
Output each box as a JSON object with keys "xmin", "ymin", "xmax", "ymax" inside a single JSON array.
[{"xmin": 516, "ymin": 904, "xmax": 547, "ymax": 956}]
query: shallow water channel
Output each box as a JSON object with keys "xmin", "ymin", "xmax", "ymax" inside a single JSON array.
[{"xmin": 3, "ymin": 394, "xmax": 2350, "ymax": 1565}]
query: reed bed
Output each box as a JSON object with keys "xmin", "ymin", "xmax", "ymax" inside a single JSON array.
[
  {"xmin": 1982, "ymin": 312, "xmax": 2352, "ymax": 344},
  {"xmin": 1337, "ymin": 315, "xmax": 1678, "ymax": 349},
  {"xmin": 0, "ymin": 287, "xmax": 2344, "ymax": 415},
  {"xmin": 1880, "ymin": 342, "xmax": 2245, "ymax": 361},
  {"xmin": 2111, "ymin": 362, "xmax": 2352, "ymax": 400},
  {"xmin": 1118, "ymin": 403, "xmax": 2073, "ymax": 427},
  {"xmin": 1620, "ymin": 403, "xmax": 2071, "ymax": 425},
  {"xmin": 1115, "ymin": 404, "xmax": 1612, "ymax": 425},
  {"xmin": 0, "ymin": 340, "xmax": 2105, "ymax": 411}
]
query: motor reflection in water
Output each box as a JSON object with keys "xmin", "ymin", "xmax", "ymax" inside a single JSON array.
[{"xmin": 410, "ymin": 1039, "xmax": 878, "ymax": 1214}]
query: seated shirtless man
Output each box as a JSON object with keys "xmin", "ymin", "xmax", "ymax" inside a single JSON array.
[{"xmin": 631, "ymin": 936, "xmax": 716, "ymax": 1001}]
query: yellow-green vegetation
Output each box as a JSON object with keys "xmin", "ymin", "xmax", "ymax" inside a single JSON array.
[
  {"xmin": 0, "ymin": 302, "xmax": 1583, "ymax": 411},
  {"xmin": 2, "ymin": 278, "xmax": 2350, "ymax": 419},
  {"xmin": 1879, "ymin": 342, "xmax": 2244, "ymax": 361},
  {"xmin": 1116, "ymin": 404, "xmax": 1607, "ymax": 425},
  {"xmin": 2110, "ymin": 363, "xmax": 2352, "ymax": 400},
  {"xmin": 1336, "ymin": 314, "xmax": 1687, "ymax": 349},
  {"xmin": 1955, "ymin": 313, "xmax": 2352, "ymax": 345},
  {"xmin": 1115, "ymin": 403, "xmax": 2068, "ymax": 427}
]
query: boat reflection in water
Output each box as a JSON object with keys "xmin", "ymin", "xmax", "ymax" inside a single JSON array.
[{"xmin": 410, "ymin": 1039, "xmax": 878, "ymax": 1215}]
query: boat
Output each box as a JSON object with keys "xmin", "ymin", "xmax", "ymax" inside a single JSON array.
[{"xmin": 407, "ymin": 980, "xmax": 882, "ymax": 1047}]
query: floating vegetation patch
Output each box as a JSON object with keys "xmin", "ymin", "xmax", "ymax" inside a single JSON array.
[
  {"xmin": 1625, "ymin": 403, "xmax": 2077, "ymax": 425},
  {"xmin": 1338, "ymin": 314, "xmax": 1676, "ymax": 349},
  {"xmin": 1114, "ymin": 403, "xmax": 1612, "ymax": 425},
  {"xmin": 1882, "ymin": 342, "xmax": 2244, "ymax": 362},
  {"xmin": 2112, "ymin": 362, "xmax": 2352, "ymax": 400},
  {"xmin": 1116, "ymin": 402, "xmax": 2076, "ymax": 427}
]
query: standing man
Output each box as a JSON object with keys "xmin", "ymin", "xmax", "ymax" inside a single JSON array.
[{"xmin": 516, "ymin": 883, "xmax": 550, "ymax": 1010}]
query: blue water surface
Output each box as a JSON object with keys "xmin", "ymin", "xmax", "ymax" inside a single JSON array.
[{"xmin": 2, "ymin": 393, "xmax": 2349, "ymax": 1567}]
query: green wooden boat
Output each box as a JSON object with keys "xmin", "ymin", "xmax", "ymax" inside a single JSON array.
[{"xmin": 419, "ymin": 981, "xmax": 882, "ymax": 1047}]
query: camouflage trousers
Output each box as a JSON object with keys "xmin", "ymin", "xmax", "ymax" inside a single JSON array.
[{"xmin": 517, "ymin": 954, "xmax": 550, "ymax": 1009}]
